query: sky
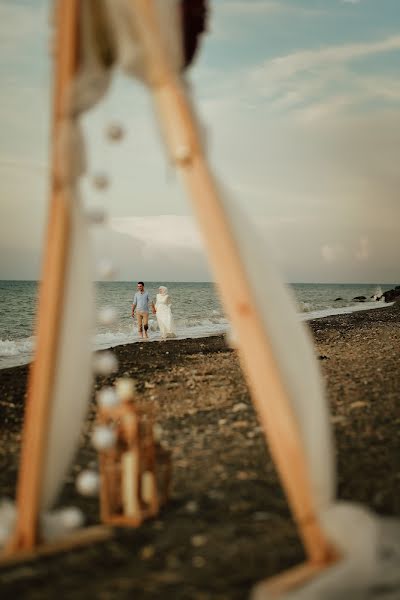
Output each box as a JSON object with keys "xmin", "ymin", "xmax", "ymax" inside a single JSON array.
[{"xmin": 0, "ymin": 0, "xmax": 399, "ymax": 283}]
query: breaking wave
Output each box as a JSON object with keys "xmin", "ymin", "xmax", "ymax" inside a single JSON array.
[{"xmin": 0, "ymin": 302, "xmax": 392, "ymax": 369}]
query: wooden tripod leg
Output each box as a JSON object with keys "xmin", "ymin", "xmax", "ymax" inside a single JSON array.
[
  {"xmin": 0, "ymin": 526, "xmax": 112, "ymax": 568},
  {"xmin": 7, "ymin": 0, "xmax": 80, "ymax": 553},
  {"xmin": 178, "ymin": 156, "xmax": 335, "ymax": 564},
  {"xmin": 132, "ymin": 0, "xmax": 337, "ymax": 565}
]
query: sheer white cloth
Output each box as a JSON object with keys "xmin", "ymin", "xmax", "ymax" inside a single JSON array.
[
  {"xmin": 155, "ymin": 289, "xmax": 176, "ymax": 339},
  {"xmin": 252, "ymin": 503, "xmax": 400, "ymax": 600}
]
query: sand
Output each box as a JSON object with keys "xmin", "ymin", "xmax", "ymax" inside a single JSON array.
[{"xmin": 0, "ymin": 303, "xmax": 399, "ymax": 599}]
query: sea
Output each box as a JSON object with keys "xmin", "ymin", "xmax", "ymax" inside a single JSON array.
[{"xmin": 0, "ymin": 281, "xmax": 395, "ymax": 370}]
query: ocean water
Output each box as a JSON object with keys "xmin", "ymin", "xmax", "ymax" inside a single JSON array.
[{"xmin": 0, "ymin": 280, "xmax": 395, "ymax": 369}]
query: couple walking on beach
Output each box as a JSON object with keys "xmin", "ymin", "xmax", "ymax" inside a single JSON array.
[{"xmin": 131, "ymin": 281, "xmax": 176, "ymax": 340}]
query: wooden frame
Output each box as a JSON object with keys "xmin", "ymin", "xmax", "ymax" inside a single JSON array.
[
  {"xmin": 0, "ymin": 526, "xmax": 112, "ymax": 568},
  {"xmin": 131, "ymin": 0, "xmax": 339, "ymax": 593},
  {"xmin": 2, "ymin": 0, "xmax": 113, "ymax": 560}
]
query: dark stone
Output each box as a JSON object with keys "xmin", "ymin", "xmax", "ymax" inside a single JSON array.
[
  {"xmin": 382, "ymin": 286, "xmax": 400, "ymax": 303},
  {"xmin": 334, "ymin": 297, "xmax": 343, "ymax": 301},
  {"xmin": 352, "ymin": 296, "xmax": 367, "ymax": 302}
]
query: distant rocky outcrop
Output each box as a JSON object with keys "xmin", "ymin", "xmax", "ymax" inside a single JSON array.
[
  {"xmin": 352, "ymin": 296, "xmax": 367, "ymax": 302},
  {"xmin": 334, "ymin": 297, "xmax": 343, "ymax": 301},
  {"xmin": 382, "ymin": 286, "xmax": 400, "ymax": 303}
]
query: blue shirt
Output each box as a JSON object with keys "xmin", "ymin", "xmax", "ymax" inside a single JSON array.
[{"xmin": 133, "ymin": 291, "xmax": 151, "ymax": 313}]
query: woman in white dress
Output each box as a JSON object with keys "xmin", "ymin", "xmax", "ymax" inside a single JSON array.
[{"xmin": 155, "ymin": 286, "xmax": 176, "ymax": 340}]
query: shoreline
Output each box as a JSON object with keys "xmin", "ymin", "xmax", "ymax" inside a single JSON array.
[
  {"xmin": 0, "ymin": 300, "xmax": 393, "ymax": 371},
  {"xmin": 0, "ymin": 303, "xmax": 399, "ymax": 598}
]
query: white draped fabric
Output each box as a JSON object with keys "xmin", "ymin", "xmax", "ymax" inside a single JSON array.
[
  {"xmin": 155, "ymin": 291, "xmax": 176, "ymax": 339},
  {"xmin": 38, "ymin": 0, "xmax": 182, "ymax": 511}
]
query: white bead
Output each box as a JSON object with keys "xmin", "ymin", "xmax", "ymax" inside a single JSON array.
[
  {"xmin": 76, "ymin": 471, "xmax": 100, "ymax": 497},
  {"xmin": 93, "ymin": 351, "xmax": 118, "ymax": 375},
  {"xmin": 40, "ymin": 507, "xmax": 84, "ymax": 541},
  {"xmin": 92, "ymin": 172, "xmax": 109, "ymax": 190},
  {"xmin": 92, "ymin": 425, "xmax": 116, "ymax": 450},
  {"xmin": 97, "ymin": 258, "xmax": 116, "ymax": 280},
  {"xmin": 98, "ymin": 306, "xmax": 117, "ymax": 325},
  {"xmin": 86, "ymin": 207, "xmax": 107, "ymax": 225},
  {"xmin": 59, "ymin": 506, "xmax": 85, "ymax": 529},
  {"xmin": 115, "ymin": 377, "xmax": 136, "ymax": 401},
  {"xmin": 106, "ymin": 123, "xmax": 124, "ymax": 141},
  {"xmin": 97, "ymin": 386, "xmax": 119, "ymax": 408}
]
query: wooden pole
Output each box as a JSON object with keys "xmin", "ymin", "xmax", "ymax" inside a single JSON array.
[
  {"xmin": 132, "ymin": 0, "xmax": 337, "ymax": 565},
  {"xmin": 8, "ymin": 0, "xmax": 80, "ymax": 552},
  {"xmin": 0, "ymin": 526, "xmax": 112, "ymax": 567}
]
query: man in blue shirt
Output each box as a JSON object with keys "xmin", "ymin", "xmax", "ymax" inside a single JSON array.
[{"xmin": 132, "ymin": 281, "xmax": 156, "ymax": 339}]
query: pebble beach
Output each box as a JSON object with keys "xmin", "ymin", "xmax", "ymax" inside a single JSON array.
[{"xmin": 0, "ymin": 303, "xmax": 399, "ymax": 599}]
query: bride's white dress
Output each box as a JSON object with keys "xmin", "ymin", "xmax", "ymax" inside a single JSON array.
[{"xmin": 155, "ymin": 294, "xmax": 176, "ymax": 339}]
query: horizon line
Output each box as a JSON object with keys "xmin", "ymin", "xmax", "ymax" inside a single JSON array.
[{"xmin": 0, "ymin": 279, "xmax": 398, "ymax": 286}]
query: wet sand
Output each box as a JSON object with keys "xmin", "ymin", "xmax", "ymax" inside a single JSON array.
[{"xmin": 0, "ymin": 303, "xmax": 399, "ymax": 599}]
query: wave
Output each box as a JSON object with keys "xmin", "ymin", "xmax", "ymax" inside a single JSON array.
[
  {"xmin": 0, "ymin": 337, "xmax": 35, "ymax": 357},
  {"xmin": 372, "ymin": 286, "xmax": 383, "ymax": 301},
  {"xmin": 300, "ymin": 300, "xmax": 392, "ymax": 321},
  {"xmin": 0, "ymin": 337, "xmax": 36, "ymax": 369},
  {"xmin": 0, "ymin": 302, "xmax": 392, "ymax": 369},
  {"xmin": 95, "ymin": 316, "xmax": 230, "ymax": 351}
]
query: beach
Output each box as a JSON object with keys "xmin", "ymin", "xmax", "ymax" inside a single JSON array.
[{"xmin": 0, "ymin": 303, "xmax": 399, "ymax": 599}]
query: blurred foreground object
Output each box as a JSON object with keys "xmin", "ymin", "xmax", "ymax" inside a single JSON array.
[
  {"xmin": 96, "ymin": 378, "xmax": 171, "ymax": 526},
  {"xmin": 2, "ymin": 4, "xmax": 399, "ymax": 600}
]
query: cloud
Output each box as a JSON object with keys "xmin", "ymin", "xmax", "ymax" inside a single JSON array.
[
  {"xmin": 219, "ymin": 1, "xmax": 323, "ymax": 17},
  {"xmin": 253, "ymin": 35, "xmax": 400, "ymax": 82},
  {"xmin": 244, "ymin": 33, "xmax": 400, "ymax": 120},
  {"xmin": 320, "ymin": 236, "xmax": 370, "ymax": 268},
  {"xmin": 93, "ymin": 218, "xmax": 210, "ymax": 281},
  {"xmin": 110, "ymin": 216, "xmax": 204, "ymax": 253}
]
